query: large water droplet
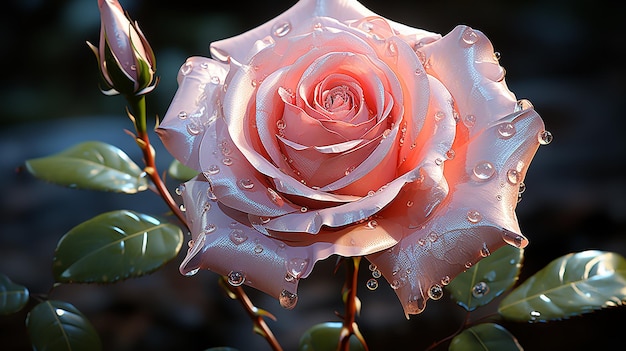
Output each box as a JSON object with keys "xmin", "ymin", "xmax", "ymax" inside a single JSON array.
[
  {"xmin": 286, "ymin": 258, "xmax": 308, "ymax": 279},
  {"xmin": 366, "ymin": 278, "xmax": 379, "ymax": 290},
  {"xmin": 206, "ymin": 164, "xmax": 220, "ymax": 175},
  {"xmin": 473, "ymin": 161, "xmax": 496, "ymax": 181},
  {"xmin": 502, "ymin": 229, "xmax": 528, "ymax": 248},
  {"xmin": 428, "ymin": 284, "xmax": 444, "ymax": 300},
  {"xmin": 272, "ymin": 21, "xmax": 291, "ymax": 38},
  {"xmin": 462, "ymin": 28, "xmax": 479, "ymax": 45},
  {"xmin": 365, "ymin": 220, "xmax": 378, "ymax": 229},
  {"xmin": 279, "ymin": 289, "xmax": 298, "ymax": 309},
  {"xmin": 497, "ymin": 122, "xmax": 516, "ymax": 139},
  {"xmin": 464, "ymin": 114, "xmax": 476, "ymax": 128},
  {"xmin": 466, "ymin": 210, "xmax": 482, "ymax": 223},
  {"xmin": 238, "ymin": 178, "xmax": 255, "ymax": 190},
  {"xmin": 538, "ymin": 130, "xmax": 553, "ymax": 145},
  {"xmin": 227, "ymin": 271, "xmax": 245, "ymax": 286},
  {"xmin": 507, "ymin": 169, "xmax": 521, "ymax": 184},
  {"xmin": 229, "ymin": 229, "xmax": 248, "ymax": 245},
  {"xmin": 472, "ymin": 281, "xmax": 490, "ymax": 298}
]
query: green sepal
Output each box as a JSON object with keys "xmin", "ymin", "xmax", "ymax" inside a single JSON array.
[
  {"xmin": 0, "ymin": 273, "xmax": 29, "ymax": 315},
  {"xmin": 25, "ymin": 141, "xmax": 148, "ymax": 194},
  {"xmin": 498, "ymin": 250, "xmax": 626, "ymax": 322},
  {"xmin": 26, "ymin": 300, "xmax": 102, "ymax": 351},
  {"xmin": 449, "ymin": 323, "xmax": 522, "ymax": 351},
  {"xmin": 52, "ymin": 210, "xmax": 183, "ymax": 284},
  {"xmin": 446, "ymin": 245, "xmax": 524, "ymax": 311}
]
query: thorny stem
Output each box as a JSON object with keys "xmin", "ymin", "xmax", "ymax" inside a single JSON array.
[
  {"xmin": 339, "ymin": 257, "xmax": 369, "ymax": 351},
  {"xmin": 126, "ymin": 94, "xmax": 188, "ymax": 229},
  {"xmin": 221, "ymin": 277, "xmax": 284, "ymax": 351}
]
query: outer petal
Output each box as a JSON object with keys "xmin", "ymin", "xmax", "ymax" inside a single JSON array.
[
  {"xmin": 157, "ymin": 57, "xmax": 228, "ymax": 170},
  {"xmin": 367, "ymin": 106, "xmax": 544, "ymax": 316},
  {"xmin": 209, "ymin": 0, "xmax": 439, "ymax": 64}
]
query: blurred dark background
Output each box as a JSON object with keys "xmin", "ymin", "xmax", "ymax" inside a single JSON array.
[{"xmin": 1, "ymin": 0, "xmax": 624, "ymax": 350}]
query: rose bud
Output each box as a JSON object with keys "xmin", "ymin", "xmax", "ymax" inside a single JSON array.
[{"xmin": 88, "ymin": 0, "xmax": 157, "ymax": 96}]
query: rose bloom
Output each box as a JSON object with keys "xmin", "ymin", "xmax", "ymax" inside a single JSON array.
[{"xmin": 157, "ymin": 0, "xmax": 547, "ymax": 315}]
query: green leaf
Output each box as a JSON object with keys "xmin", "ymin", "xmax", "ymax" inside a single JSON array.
[
  {"xmin": 299, "ymin": 322, "xmax": 365, "ymax": 351},
  {"xmin": 168, "ymin": 159, "xmax": 198, "ymax": 182},
  {"xmin": 25, "ymin": 141, "xmax": 148, "ymax": 194},
  {"xmin": 26, "ymin": 300, "xmax": 101, "ymax": 351},
  {"xmin": 0, "ymin": 273, "xmax": 29, "ymax": 315},
  {"xmin": 446, "ymin": 246, "xmax": 524, "ymax": 311},
  {"xmin": 53, "ymin": 210, "xmax": 183, "ymax": 283},
  {"xmin": 449, "ymin": 323, "xmax": 522, "ymax": 351},
  {"xmin": 498, "ymin": 250, "xmax": 626, "ymax": 322}
]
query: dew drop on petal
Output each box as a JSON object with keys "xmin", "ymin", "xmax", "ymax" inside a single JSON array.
[
  {"xmin": 440, "ymin": 276, "xmax": 451, "ymax": 285},
  {"xmin": 206, "ymin": 164, "xmax": 220, "ymax": 175},
  {"xmin": 465, "ymin": 261, "xmax": 473, "ymax": 269},
  {"xmin": 462, "ymin": 28, "xmax": 479, "ymax": 45},
  {"xmin": 229, "ymin": 229, "xmax": 248, "ymax": 245},
  {"xmin": 538, "ymin": 130, "xmax": 553, "ymax": 145},
  {"xmin": 371, "ymin": 269, "xmax": 381, "ymax": 278},
  {"xmin": 178, "ymin": 111, "xmax": 188, "ymax": 120},
  {"xmin": 472, "ymin": 281, "xmax": 490, "ymax": 298},
  {"xmin": 464, "ymin": 114, "xmax": 476, "ymax": 128},
  {"xmin": 366, "ymin": 278, "xmax": 379, "ymax": 290},
  {"xmin": 434, "ymin": 158, "xmax": 443, "ymax": 166},
  {"xmin": 497, "ymin": 122, "xmax": 516, "ymax": 139},
  {"xmin": 507, "ymin": 169, "xmax": 521, "ymax": 184},
  {"xmin": 365, "ymin": 220, "xmax": 378, "ymax": 229},
  {"xmin": 222, "ymin": 157, "xmax": 233, "ymax": 166},
  {"xmin": 473, "ymin": 161, "xmax": 496, "ymax": 181},
  {"xmin": 210, "ymin": 76, "xmax": 220, "ymax": 84},
  {"xmin": 467, "ymin": 210, "xmax": 482, "ymax": 223},
  {"xmin": 227, "ymin": 271, "xmax": 245, "ymax": 286},
  {"xmin": 287, "ymin": 258, "xmax": 309, "ymax": 279},
  {"xmin": 518, "ymin": 182, "xmax": 526, "ymax": 194},
  {"xmin": 445, "ymin": 149, "xmax": 455, "ymax": 160},
  {"xmin": 254, "ymin": 244, "xmax": 264, "ymax": 254},
  {"xmin": 502, "ymin": 230, "xmax": 528, "ymax": 248},
  {"xmin": 428, "ymin": 284, "xmax": 444, "ymax": 300},
  {"xmin": 181, "ymin": 61, "xmax": 193, "ymax": 75},
  {"xmin": 272, "ymin": 21, "xmax": 291, "ymax": 38},
  {"xmin": 238, "ymin": 178, "xmax": 255, "ymax": 190},
  {"xmin": 300, "ymin": 207, "xmax": 308, "ymax": 213},
  {"xmin": 480, "ymin": 242, "xmax": 491, "ymax": 257},
  {"xmin": 279, "ymin": 289, "xmax": 298, "ymax": 309},
  {"xmin": 494, "ymin": 51, "xmax": 501, "ymax": 61}
]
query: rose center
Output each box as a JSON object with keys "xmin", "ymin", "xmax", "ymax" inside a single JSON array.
[{"xmin": 322, "ymin": 85, "xmax": 353, "ymax": 113}]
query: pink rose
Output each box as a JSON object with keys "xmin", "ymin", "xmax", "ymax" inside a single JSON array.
[{"xmin": 157, "ymin": 0, "xmax": 547, "ymax": 315}]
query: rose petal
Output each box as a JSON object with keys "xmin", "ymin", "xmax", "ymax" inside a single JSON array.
[
  {"xmin": 367, "ymin": 105, "xmax": 544, "ymax": 316},
  {"xmin": 157, "ymin": 57, "xmax": 228, "ymax": 170}
]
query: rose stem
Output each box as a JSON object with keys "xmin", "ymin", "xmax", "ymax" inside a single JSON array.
[
  {"xmin": 127, "ymin": 94, "xmax": 188, "ymax": 229},
  {"xmin": 129, "ymin": 95, "xmax": 282, "ymax": 350},
  {"xmin": 339, "ymin": 257, "xmax": 369, "ymax": 351},
  {"xmin": 220, "ymin": 277, "xmax": 283, "ymax": 351}
]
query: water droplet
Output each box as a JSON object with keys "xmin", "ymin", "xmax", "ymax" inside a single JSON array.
[
  {"xmin": 434, "ymin": 158, "xmax": 443, "ymax": 166},
  {"xmin": 427, "ymin": 231, "xmax": 438, "ymax": 242},
  {"xmin": 428, "ymin": 284, "xmax": 444, "ymax": 300},
  {"xmin": 417, "ymin": 238, "xmax": 427, "ymax": 246},
  {"xmin": 530, "ymin": 310, "xmax": 541, "ymax": 319},
  {"xmin": 238, "ymin": 178, "xmax": 255, "ymax": 190},
  {"xmin": 365, "ymin": 220, "xmax": 378, "ymax": 229},
  {"xmin": 284, "ymin": 273, "xmax": 294, "ymax": 282},
  {"xmin": 368, "ymin": 264, "xmax": 377, "ymax": 271},
  {"xmin": 518, "ymin": 182, "xmax": 526, "ymax": 194},
  {"xmin": 187, "ymin": 122, "xmax": 203, "ymax": 135},
  {"xmin": 440, "ymin": 276, "xmax": 451, "ymax": 285},
  {"xmin": 494, "ymin": 51, "xmax": 501, "ymax": 61},
  {"xmin": 538, "ymin": 130, "xmax": 553, "ymax": 145},
  {"xmin": 497, "ymin": 122, "xmax": 516, "ymax": 139},
  {"xmin": 276, "ymin": 119, "xmax": 286, "ymax": 130},
  {"xmin": 227, "ymin": 271, "xmax": 245, "ymax": 286},
  {"xmin": 300, "ymin": 207, "xmax": 308, "ymax": 213},
  {"xmin": 181, "ymin": 61, "xmax": 193, "ymax": 75},
  {"xmin": 279, "ymin": 289, "xmax": 298, "ymax": 309},
  {"xmin": 229, "ymin": 229, "xmax": 248, "ymax": 245},
  {"xmin": 178, "ymin": 111, "xmax": 188, "ymax": 119},
  {"xmin": 175, "ymin": 185, "xmax": 184, "ymax": 195},
  {"xmin": 206, "ymin": 187, "xmax": 218, "ymax": 201},
  {"xmin": 480, "ymin": 242, "xmax": 491, "ymax": 257},
  {"xmin": 386, "ymin": 41, "xmax": 398, "ymax": 56},
  {"xmin": 367, "ymin": 190, "xmax": 376, "ymax": 197},
  {"xmin": 445, "ymin": 149, "xmax": 455, "ymax": 160},
  {"xmin": 406, "ymin": 295, "xmax": 426, "ymax": 314},
  {"xmin": 222, "ymin": 157, "xmax": 233, "ymax": 166},
  {"xmin": 184, "ymin": 268, "xmax": 200, "ymax": 276},
  {"xmin": 287, "ymin": 258, "xmax": 309, "ymax": 279},
  {"xmin": 502, "ymin": 230, "xmax": 528, "ymax": 248},
  {"xmin": 472, "ymin": 281, "xmax": 490, "ymax": 298},
  {"xmin": 204, "ymin": 224, "xmax": 217, "ymax": 234},
  {"xmin": 206, "ymin": 164, "xmax": 220, "ymax": 175},
  {"xmin": 467, "ymin": 210, "xmax": 482, "ymax": 223},
  {"xmin": 371, "ymin": 269, "xmax": 381, "ymax": 278},
  {"xmin": 507, "ymin": 169, "xmax": 521, "ymax": 184},
  {"xmin": 254, "ymin": 244, "xmax": 263, "ymax": 254},
  {"xmin": 473, "ymin": 161, "xmax": 496, "ymax": 181},
  {"xmin": 200, "ymin": 62, "xmax": 209, "ymax": 69},
  {"xmin": 464, "ymin": 114, "xmax": 476, "ymax": 128},
  {"xmin": 462, "ymin": 28, "xmax": 479, "ymax": 45},
  {"xmin": 272, "ymin": 21, "xmax": 291, "ymax": 38},
  {"xmin": 406, "ymin": 200, "xmax": 414, "ymax": 207},
  {"xmin": 465, "ymin": 261, "xmax": 473, "ymax": 269},
  {"xmin": 366, "ymin": 278, "xmax": 379, "ymax": 290},
  {"xmin": 210, "ymin": 76, "xmax": 220, "ymax": 84}
]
